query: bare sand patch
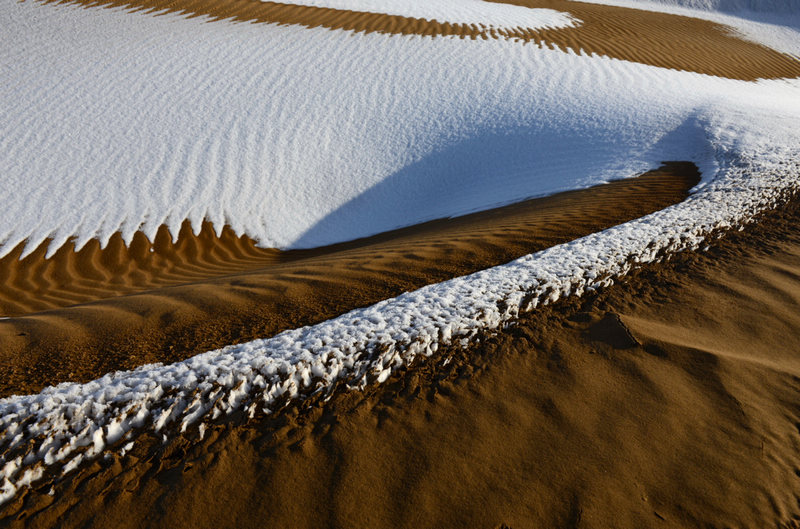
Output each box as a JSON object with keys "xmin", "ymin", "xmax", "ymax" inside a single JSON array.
[
  {"xmin": 0, "ymin": 163, "xmax": 697, "ymax": 397},
  {"xmin": 39, "ymin": 0, "xmax": 800, "ymax": 80},
  {"xmin": 5, "ymin": 172, "xmax": 800, "ymax": 529}
]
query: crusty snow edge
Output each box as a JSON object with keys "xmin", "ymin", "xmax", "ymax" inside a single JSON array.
[{"xmin": 1, "ymin": 150, "xmax": 798, "ymax": 505}]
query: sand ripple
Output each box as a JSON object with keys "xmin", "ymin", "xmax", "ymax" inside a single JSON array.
[{"xmin": 0, "ymin": 164, "xmax": 697, "ymax": 396}]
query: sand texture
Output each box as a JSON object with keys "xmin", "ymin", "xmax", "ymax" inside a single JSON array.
[
  {"xmin": 5, "ymin": 174, "xmax": 800, "ymax": 529},
  {"xmin": 0, "ymin": 163, "xmax": 697, "ymax": 397},
  {"xmin": 41, "ymin": 0, "xmax": 800, "ymax": 80}
]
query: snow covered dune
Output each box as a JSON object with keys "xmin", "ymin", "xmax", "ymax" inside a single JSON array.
[
  {"xmin": 259, "ymin": 0, "xmax": 577, "ymax": 30},
  {"xmin": 576, "ymin": 0, "xmax": 800, "ymax": 51},
  {"xmin": 2, "ymin": 0, "xmax": 800, "ymax": 261},
  {"xmin": 599, "ymin": 0, "xmax": 800, "ymax": 15},
  {"xmin": 2, "ymin": 0, "xmax": 800, "ymax": 507},
  {"xmin": 2, "ymin": 134, "xmax": 799, "ymax": 505}
]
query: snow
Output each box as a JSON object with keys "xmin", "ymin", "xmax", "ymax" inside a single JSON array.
[
  {"xmin": 585, "ymin": 0, "xmax": 800, "ymax": 15},
  {"xmin": 1, "ymin": 0, "xmax": 800, "ymax": 505},
  {"xmin": 0, "ymin": 0, "xmax": 744, "ymax": 258},
  {"xmin": 262, "ymin": 0, "xmax": 577, "ymax": 30},
  {"xmin": 1, "ymin": 146, "xmax": 798, "ymax": 503}
]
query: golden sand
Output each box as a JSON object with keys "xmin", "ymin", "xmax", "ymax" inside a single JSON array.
[
  {"xmin": 7, "ymin": 182, "xmax": 800, "ymax": 529},
  {"xmin": 0, "ymin": 163, "xmax": 697, "ymax": 396}
]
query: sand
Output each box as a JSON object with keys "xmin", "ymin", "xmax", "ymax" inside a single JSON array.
[
  {"xmin": 0, "ymin": 163, "xmax": 697, "ymax": 397},
  {"xmin": 5, "ymin": 172, "xmax": 800, "ymax": 529},
  {"xmin": 3, "ymin": 0, "xmax": 800, "ymax": 524},
  {"xmin": 41, "ymin": 0, "xmax": 800, "ymax": 80}
]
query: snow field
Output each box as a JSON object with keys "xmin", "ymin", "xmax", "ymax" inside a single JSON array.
[{"xmin": 0, "ymin": 0, "xmax": 784, "ymax": 259}]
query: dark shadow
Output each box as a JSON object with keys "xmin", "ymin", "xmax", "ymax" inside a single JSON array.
[{"xmin": 293, "ymin": 113, "xmax": 712, "ymax": 248}]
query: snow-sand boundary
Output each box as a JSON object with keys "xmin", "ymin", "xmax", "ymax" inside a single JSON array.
[
  {"xmin": 0, "ymin": 164, "xmax": 696, "ymax": 321},
  {"xmin": 575, "ymin": 0, "xmax": 800, "ymax": 57},
  {"xmin": 3, "ymin": 0, "xmax": 800, "ymax": 269},
  {"xmin": 29, "ymin": 0, "xmax": 800, "ymax": 81},
  {"xmin": 1, "ymin": 140, "xmax": 799, "ymax": 504},
  {"xmin": 256, "ymin": 0, "xmax": 578, "ymax": 31}
]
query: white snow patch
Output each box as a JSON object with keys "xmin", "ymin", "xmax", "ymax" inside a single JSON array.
[
  {"xmin": 266, "ymin": 0, "xmax": 578, "ymax": 31},
  {"xmin": 120, "ymin": 441, "xmax": 135, "ymax": 457},
  {"xmin": 1, "ymin": 0, "xmax": 787, "ymax": 259}
]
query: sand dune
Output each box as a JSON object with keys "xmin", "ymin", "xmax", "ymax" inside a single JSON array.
[
  {"xmin": 5, "ymin": 174, "xmax": 800, "ymax": 529},
  {"xmin": 597, "ymin": 0, "xmax": 800, "ymax": 18},
  {"xmin": 0, "ymin": 223, "xmax": 284, "ymax": 317},
  {"xmin": 45, "ymin": 0, "xmax": 800, "ymax": 80},
  {"xmin": 2, "ymin": 0, "xmax": 800, "ymax": 521},
  {"xmin": 0, "ymin": 163, "xmax": 697, "ymax": 397}
]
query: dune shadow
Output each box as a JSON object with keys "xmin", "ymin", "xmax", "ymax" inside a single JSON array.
[
  {"xmin": 291, "ymin": 125, "xmax": 644, "ymax": 248},
  {"xmin": 292, "ymin": 113, "xmax": 713, "ymax": 249}
]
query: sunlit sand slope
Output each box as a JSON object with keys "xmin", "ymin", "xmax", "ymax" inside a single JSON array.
[
  {"xmin": 6, "ymin": 186, "xmax": 800, "ymax": 529},
  {"xmin": 2, "ymin": 0, "xmax": 800, "ymax": 513},
  {"xmin": 0, "ymin": 164, "xmax": 697, "ymax": 396}
]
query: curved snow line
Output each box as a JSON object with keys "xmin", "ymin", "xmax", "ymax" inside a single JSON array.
[
  {"xmin": 1, "ymin": 143, "xmax": 798, "ymax": 505},
  {"xmin": 575, "ymin": 0, "xmax": 800, "ymax": 16},
  {"xmin": 1, "ymin": 0, "xmax": 792, "ymax": 262},
  {"xmin": 265, "ymin": 0, "xmax": 578, "ymax": 31},
  {"xmin": 2, "ymin": 0, "xmax": 800, "ymax": 506}
]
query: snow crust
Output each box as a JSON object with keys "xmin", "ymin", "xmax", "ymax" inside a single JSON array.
[
  {"xmin": 263, "ymin": 0, "xmax": 577, "ymax": 31},
  {"xmin": 1, "ymin": 0, "xmax": 800, "ymax": 506}
]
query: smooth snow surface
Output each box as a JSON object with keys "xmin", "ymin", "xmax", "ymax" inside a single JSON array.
[
  {"xmin": 2, "ymin": 0, "xmax": 800, "ymax": 506},
  {"xmin": 264, "ymin": 0, "xmax": 577, "ymax": 30}
]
